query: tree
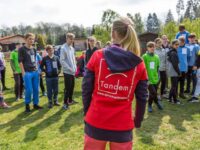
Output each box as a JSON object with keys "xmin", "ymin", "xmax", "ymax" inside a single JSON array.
[
  {"xmin": 146, "ymin": 14, "xmax": 154, "ymax": 33},
  {"xmin": 127, "ymin": 13, "xmax": 144, "ymax": 34},
  {"xmin": 165, "ymin": 10, "xmax": 175, "ymax": 24},
  {"xmin": 161, "ymin": 22, "xmax": 178, "ymax": 41},
  {"xmin": 36, "ymin": 34, "xmax": 46, "ymax": 50},
  {"xmin": 176, "ymin": 0, "xmax": 185, "ymax": 22},
  {"xmin": 92, "ymin": 25, "xmax": 110, "ymax": 45},
  {"xmin": 184, "ymin": 0, "xmax": 195, "ymax": 19},
  {"xmin": 101, "ymin": 9, "xmax": 120, "ymax": 30},
  {"xmin": 152, "ymin": 13, "xmax": 161, "ymax": 33}
]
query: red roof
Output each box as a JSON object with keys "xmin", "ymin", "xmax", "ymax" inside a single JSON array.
[{"xmin": 0, "ymin": 34, "xmax": 24, "ymax": 41}]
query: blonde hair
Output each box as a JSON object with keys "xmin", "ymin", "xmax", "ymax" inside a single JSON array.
[
  {"xmin": 112, "ymin": 17, "xmax": 141, "ymax": 56},
  {"xmin": 66, "ymin": 33, "xmax": 75, "ymax": 39},
  {"xmin": 45, "ymin": 45, "xmax": 53, "ymax": 51},
  {"xmin": 154, "ymin": 38, "xmax": 162, "ymax": 44}
]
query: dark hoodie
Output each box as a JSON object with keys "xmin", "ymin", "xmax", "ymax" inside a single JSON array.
[
  {"xmin": 167, "ymin": 48, "xmax": 180, "ymax": 76},
  {"xmin": 82, "ymin": 44, "xmax": 148, "ymax": 142}
]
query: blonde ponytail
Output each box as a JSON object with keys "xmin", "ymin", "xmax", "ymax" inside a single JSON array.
[{"xmin": 112, "ymin": 17, "xmax": 141, "ymax": 56}]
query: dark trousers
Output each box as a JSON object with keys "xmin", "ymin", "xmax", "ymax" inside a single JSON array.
[
  {"xmin": 64, "ymin": 73, "xmax": 75, "ymax": 104},
  {"xmin": 1, "ymin": 68, "xmax": 6, "ymax": 88},
  {"xmin": 40, "ymin": 74, "xmax": 45, "ymax": 93},
  {"xmin": 186, "ymin": 66, "xmax": 197, "ymax": 94},
  {"xmin": 179, "ymin": 72, "xmax": 186, "ymax": 94},
  {"xmin": 46, "ymin": 77, "xmax": 58, "ymax": 102},
  {"xmin": 14, "ymin": 73, "xmax": 24, "ymax": 98},
  {"xmin": 148, "ymin": 84, "xmax": 158, "ymax": 106},
  {"xmin": 159, "ymin": 71, "xmax": 167, "ymax": 95},
  {"xmin": 169, "ymin": 77, "xmax": 178, "ymax": 102}
]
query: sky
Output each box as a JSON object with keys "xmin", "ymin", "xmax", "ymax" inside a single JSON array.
[{"xmin": 0, "ymin": 0, "xmax": 179, "ymax": 27}]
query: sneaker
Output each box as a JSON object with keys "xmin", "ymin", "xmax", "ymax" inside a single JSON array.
[
  {"xmin": 20, "ymin": 95, "xmax": 25, "ymax": 99},
  {"xmin": 16, "ymin": 97, "xmax": 20, "ymax": 101},
  {"xmin": 48, "ymin": 102, "xmax": 53, "ymax": 109},
  {"xmin": 54, "ymin": 101, "xmax": 60, "ymax": 106},
  {"xmin": 63, "ymin": 104, "xmax": 69, "ymax": 110},
  {"xmin": 148, "ymin": 105, "xmax": 153, "ymax": 113},
  {"xmin": 68, "ymin": 100, "xmax": 78, "ymax": 105},
  {"xmin": 0, "ymin": 102, "xmax": 10, "ymax": 108},
  {"xmin": 179, "ymin": 94, "xmax": 187, "ymax": 99},
  {"xmin": 25, "ymin": 104, "xmax": 31, "ymax": 112},
  {"xmin": 174, "ymin": 100, "xmax": 181, "ymax": 105},
  {"xmin": 156, "ymin": 101, "xmax": 163, "ymax": 110},
  {"xmin": 33, "ymin": 104, "xmax": 43, "ymax": 110},
  {"xmin": 42, "ymin": 92, "xmax": 47, "ymax": 96},
  {"xmin": 188, "ymin": 97, "xmax": 199, "ymax": 103}
]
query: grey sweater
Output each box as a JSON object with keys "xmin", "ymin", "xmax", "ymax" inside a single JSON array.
[
  {"xmin": 60, "ymin": 43, "xmax": 77, "ymax": 76},
  {"xmin": 155, "ymin": 48, "xmax": 167, "ymax": 71}
]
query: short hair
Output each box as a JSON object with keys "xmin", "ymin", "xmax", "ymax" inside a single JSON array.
[
  {"xmin": 66, "ymin": 33, "xmax": 75, "ymax": 39},
  {"xmin": 45, "ymin": 45, "xmax": 53, "ymax": 51},
  {"xmin": 154, "ymin": 38, "xmax": 162, "ymax": 44},
  {"xmin": 178, "ymin": 36, "xmax": 185, "ymax": 42},
  {"xmin": 88, "ymin": 36, "xmax": 96, "ymax": 41},
  {"xmin": 171, "ymin": 39, "xmax": 179, "ymax": 45},
  {"xmin": 147, "ymin": 41, "xmax": 155, "ymax": 48},
  {"xmin": 25, "ymin": 33, "xmax": 35, "ymax": 39},
  {"xmin": 179, "ymin": 24, "xmax": 185, "ymax": 30},
  {"xmin": 189, "ymin": 33, "xmax": 196, "ymax": 38}
]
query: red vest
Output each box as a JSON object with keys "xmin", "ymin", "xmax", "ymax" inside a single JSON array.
[{"xmin": 85, "ymin": 50, "xmax": 147, "ymax": 131}]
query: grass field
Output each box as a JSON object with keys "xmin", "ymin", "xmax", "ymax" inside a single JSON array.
[{"xmin": 1, "ymin": 53, "xmax": 200, "ymax": 150}]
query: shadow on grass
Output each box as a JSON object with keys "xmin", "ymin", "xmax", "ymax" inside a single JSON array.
[
  {"xmin": 0, "ymin": 101, "xmax": 24, "ymax": 114},
  {"xmin": 0, "ymin": 104, "xmax": 49, "ymax": 133},
  {"xmin": 59, "ymin": 109, "xmax": 83, "ymax": 133},
  {"xmin": 136, "ymin": 101, "xmax": 200, "ymax": 145},
  {"xmin": 23, "ymin": 108, "xmax": 65, "ymax": 142}
]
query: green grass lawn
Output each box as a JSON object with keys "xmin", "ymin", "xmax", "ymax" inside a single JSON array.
[{"xmin": 1, "ymin": 56, "xmax": 200, "ymax": 150}]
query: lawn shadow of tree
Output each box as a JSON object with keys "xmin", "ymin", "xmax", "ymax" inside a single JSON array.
[
  {"xmin": 23, "ymin": 108, "xmax": 65, "ymax": 142},
  {"xmin": 0, "ymin": 104, "xmax": 49, "ymax": 133}
]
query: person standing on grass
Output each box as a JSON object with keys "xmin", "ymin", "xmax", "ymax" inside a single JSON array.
[
  {"xmin": 41, "ymin": 45, "xmax": 61, "ymax": 108},
  {"xmin": 177, "ymin": 36, "xmax": 190, "ymax": 99},
  {"xmin": 36, "ymin": 52, "xmax": 47, "ymax": 96},
  {"xmin": 18, "ymin": 33, "xmax": 43, "ymax": 113},
  {"xmin": 188, "ymin": 51, "xmax": 200, "ymax": 102},
  {"xmin": 167, "ymin": 39, "xmax": 181, "ymax": 104},
  {"xmin": 10, "ymin": 43, "xmax": 24, "ymax": 101},
  {"xmin": 0, "ymin": 46, "xmax": 9, "ymax": 91},
  {"xmin": 186, "ymin": 33, "xmax": 200, "ymax": 96},
  {"xmin": 176, "ymin": 24, "xmax": 190, "ymax": 44},
  {"xmin": 60, "ymin": 33, "xmax": 77, "ymax": 110},
  {"xmin": 0, "ymin": 58, "xmax": 10, "ymax": 109},
  {"xmin": 155, "ymin": 38, "xmax": 168, "ymax": 99},
  {"xmin": 82, "ymin": 17, "xmax": 148, "ymax": 150},
  {"xmin": 85, "ymin": 36, "xmax": 98, "ymax": 65},
  {"xmin": 142, "ymin": 42, "xmax": 163, "ymax": 113}
]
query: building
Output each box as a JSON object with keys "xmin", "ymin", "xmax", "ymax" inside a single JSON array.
[
  {"xmin": 0, "ymin": 35, "xmax": 26, "ymax": 52},
  {"xmin": 138, "ymin": 32, "xmax": 159, "ymax": 54}
]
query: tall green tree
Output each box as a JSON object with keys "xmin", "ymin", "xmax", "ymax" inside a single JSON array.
[
  {"xmin": 176, "ymin": 0, "xmax": 185, "ymax": 22},
  {"xmin": 165, "ymin": 10, "xmax": 175, "ymax": 24},
  {"xmin": 127, "ymin": 13, "xmax": 144, "ymax": 34}
]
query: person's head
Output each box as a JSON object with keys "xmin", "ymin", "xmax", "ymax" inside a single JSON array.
[
  {"xmin": 111, "ymin": 17, "xmax": 140, "ymax": 56},
  {"xmin": 188, "ymin": 33, "xmax": 196, "ymax": 44},
  {"xmin": 66, "ymin": 33, "xmax": 75, "ymax": 46},
  {"xmin": 106, "ymin": 41, "xmax": 111, "ymax": 47},
  {"xmin": 88, "ymin": 36, "xmax": 96, "ymax": 49},
  {"xmin": 46, "ymin": 45, "xmax": 54, "ymax": 56},
  {"xmin": 147, "ymin": 42, "xmax": 155, "ymax": 53},
  {"xmin": 171, "ymin": 39, "xmax": 179, "ymax": 49},
  {"xmin": 179, "ymin": 24, "xmax": 185, "ymax": 32},
  {"xmin": 178, "ymin": 36, "xmax": 185, "ymax": 46},
  {"xmin": 154, "ymin": 38, "xmax": 163, "ymax": 48},
  {"xmin": 25, "ymin": 33, "xmax": 35, "ymax": 47},
  {"xmin": 15, "ymin": 43, "xmax": 21, "ymax": 50},
  {"xmin": 162, "ymin": 35, "xmax": 168, "ymax": 44},
  {"xmin": 96, "ymin": 41, "xmax": 102, "ymax": 49}
]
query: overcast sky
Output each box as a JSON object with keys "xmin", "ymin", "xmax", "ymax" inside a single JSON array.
[{"xmin": 0, "ymin": 0, "xmax": 179, "ymax": 27}]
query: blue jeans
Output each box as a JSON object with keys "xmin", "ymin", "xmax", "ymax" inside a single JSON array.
[
  {"xmin": 46, "ymin": 77, "xmax": 58, "ymax": 103},
  {"xmin": 23, "ymin": 71, "xmax": 39, "ymax": 105}
]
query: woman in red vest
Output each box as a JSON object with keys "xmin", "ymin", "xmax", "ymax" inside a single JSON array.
[{"xmin": 82, "ymin": 17, "xmax": 148, "ymax": 150}]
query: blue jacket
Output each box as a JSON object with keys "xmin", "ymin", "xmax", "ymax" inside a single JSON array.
[
  {"xmin": 186, "ymin": 44, "xmax": 200, "ymax": 66},
  {"xmin": 177, "ymin": 45, "xmax": 190, "ymax": 72},
  {"xmin": 176, "ymin": 30, "xmax": 190, "ymax": 44}
]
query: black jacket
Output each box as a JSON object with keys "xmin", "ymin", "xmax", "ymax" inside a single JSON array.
[{"xmin": 167, "ymin": 48, "xmax": 180, "ymax": 75}]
